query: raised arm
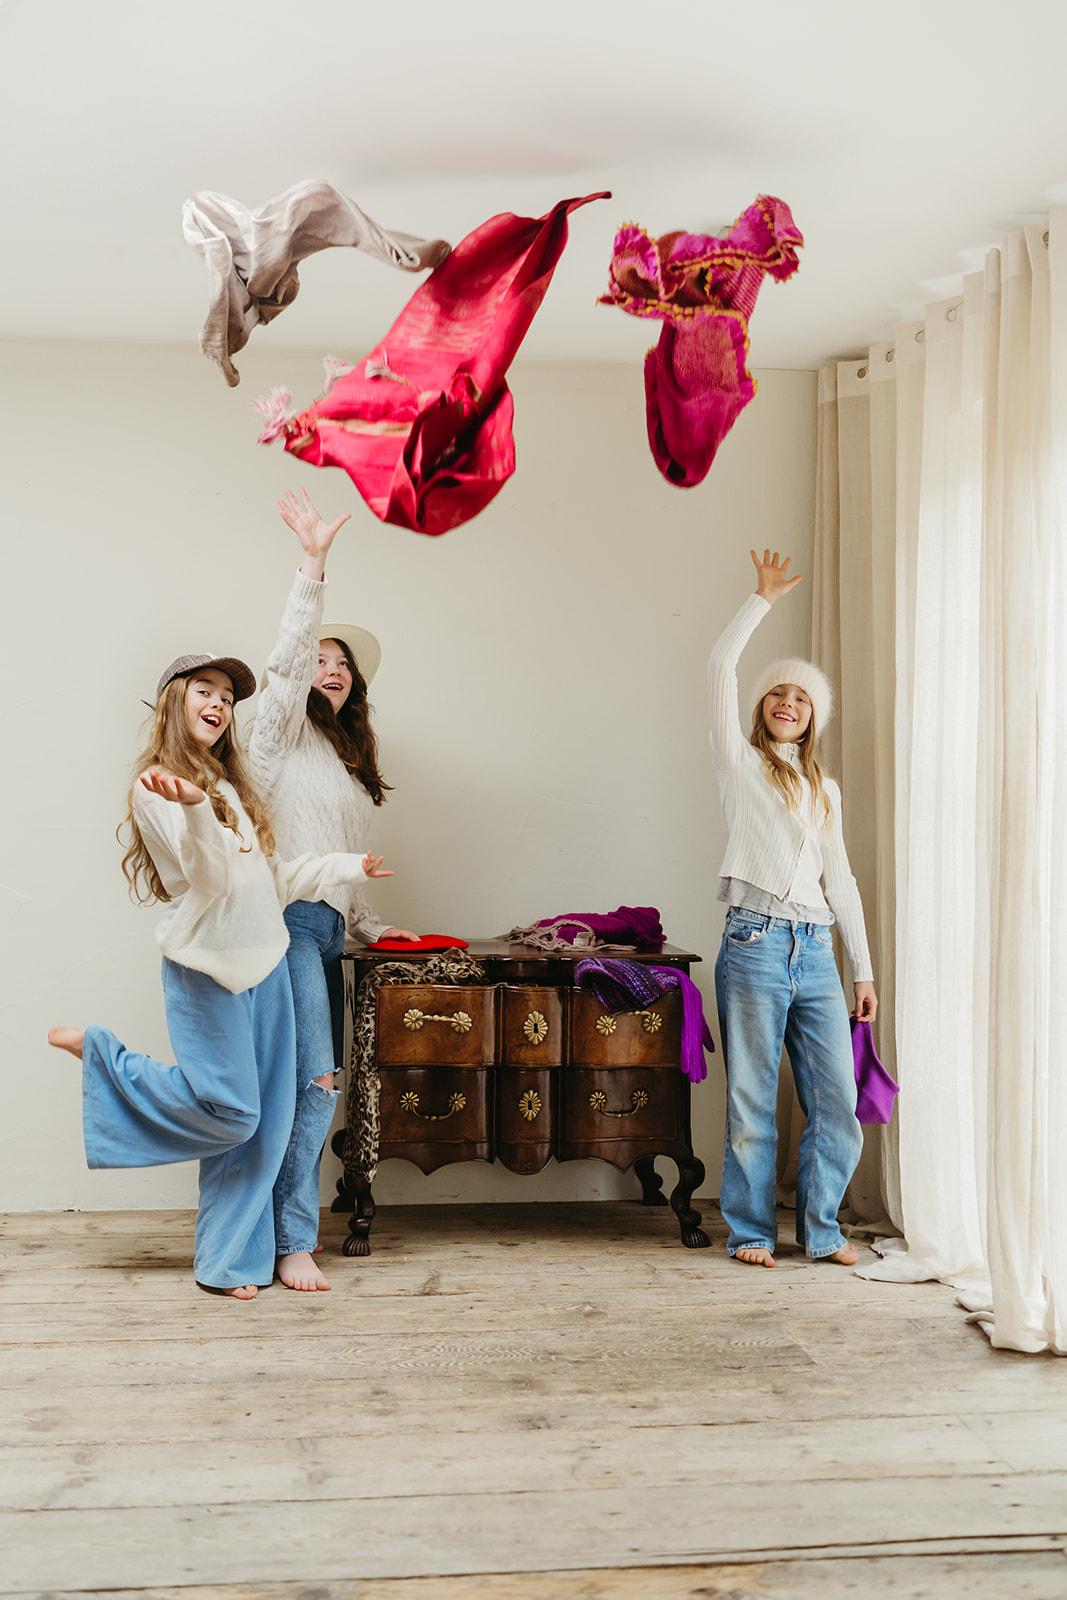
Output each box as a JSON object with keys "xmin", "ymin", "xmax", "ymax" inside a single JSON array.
[
  {"xmin": 247, "ymin": 490, "xmax": 351, "ymax": 775},
  {"xmin": 133, "ymin": 771, "xmax": 243, "ymax": 900},
  {"xmin": 708, "ymin": 550, "xmax": 804, "ymax": 767}
]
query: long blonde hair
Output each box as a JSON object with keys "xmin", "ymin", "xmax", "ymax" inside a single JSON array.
[
  {"xmin": 750, "ymin": 701, "xmax": 833, "ymax": 829},
  {"xmin": 119, "ymin": 678, "xmax": 276, "ymax": 904}
]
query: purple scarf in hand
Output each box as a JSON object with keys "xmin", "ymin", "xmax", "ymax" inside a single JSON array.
[{"xmin": 574, "ymin": 957, "xmax": 714, "ymax": 1084}]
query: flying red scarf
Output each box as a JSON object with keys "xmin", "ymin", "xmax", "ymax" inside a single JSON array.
[{"xmin": 257, "ymin": 192, "xmax": 609, "ymax": 535}]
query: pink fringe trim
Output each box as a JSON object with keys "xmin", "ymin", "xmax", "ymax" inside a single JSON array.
[{"xmin": 252, "ymin": 386, "xmax": 294, "ymax": 444}]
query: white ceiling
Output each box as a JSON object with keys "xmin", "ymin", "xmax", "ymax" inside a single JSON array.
[{"xmin": 3, "ymin": 0, "xmax": 1067, "ymax": 371}]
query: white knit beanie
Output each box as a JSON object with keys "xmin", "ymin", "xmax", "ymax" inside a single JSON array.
[{"xmin": 752, "ymin": 658, "xmax": 834, "ymax": 732}]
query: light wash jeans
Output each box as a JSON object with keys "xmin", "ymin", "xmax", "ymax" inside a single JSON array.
[
  {"xmin": 272, "ymin": 900, "xmax": 345, "ymax": 1255},
  {"xmin": 714, "ymin": 907, "xmax": 862, "ymax": 1259},
  {"xmin": 82, "ymin": 958, "xmax": 297, "ymax": 1289}
]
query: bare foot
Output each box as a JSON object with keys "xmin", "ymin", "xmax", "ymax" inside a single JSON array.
[
  {"xmin": 276, "ymin": 1251, "xmax": 332, "ymax": 1292},
  {"xmin": 47, "ymin": 1027, "xmax": 84, "ymax": 1059},
  {"xmin": 734, "ymin": 1246, "xmax": 777, "ymax": 1268},
  {"xmin": 313, "ymin": 1243, "xmax": 324, "ymax": 1256},
  {"xmin": 197, "ymin": 1282, "xmax": 258, "ymax": 1300},
  {"xmin": 828, "ymin": 1241, "xmax": 859, "ymax": 1266}
]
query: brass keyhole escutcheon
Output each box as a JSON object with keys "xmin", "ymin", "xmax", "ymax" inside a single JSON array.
[
  {"xmin": 518, "ymin": 1089, "xmax": 542, "ymax": 1122},
  {"xmin": 523, "ymin": 1011, "xmax": 548, "ymax": 1046}
]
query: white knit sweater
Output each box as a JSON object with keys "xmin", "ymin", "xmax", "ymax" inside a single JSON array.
[
  {"xmin": 246, "ymin": 570, "xmax": 389, "ymax": 946},
  {"xmin": 708, "ymin": 594, "xmax": 874, "ymax": 983},
  {"xmin": 135, "ymin": 781, "xmax": 369, "ymax": 994}
]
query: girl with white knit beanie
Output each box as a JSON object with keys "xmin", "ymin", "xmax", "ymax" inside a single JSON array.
[
  {"xmin": 707, "ymin": 549, "xmax": 877, "ymax": 1269},
  {"xmin": 247, "ymin": 489, "xmax": 419, "ymax": 1295}
]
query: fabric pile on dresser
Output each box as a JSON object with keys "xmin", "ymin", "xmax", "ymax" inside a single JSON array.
[
  {"xmin": 343, "ymin": 949, "xmax": 486, "ymax": 1188},
  {"xmin": 507, "ymin": 905, "xmax": 665, "ymax": 951},
  {"xmin": 574, "ymin": 957, "xmax": 714, "ymax": 1083}
]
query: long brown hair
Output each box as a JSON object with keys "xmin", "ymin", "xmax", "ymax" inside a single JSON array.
[
  {"xmin": 119, "ymin": 678, "xmax": 277, "ymax": 904},
  {"xmin": 750, "ymin": 700, "xmax": 833, "ymax": 828},
  {"xmin": 307, "ymin": 638, "xmax": 391, "ymax": 806}
]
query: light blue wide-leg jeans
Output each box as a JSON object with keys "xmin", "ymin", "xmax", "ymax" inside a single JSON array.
[
  {"xmin": 81, "ymin": 957, "xmax": 297, "ymax": 1289},
  {"xmin": 272, "ymin": 900, "xmax": 346, "ymax": 1256},
  {"xmin": 714, "ymin": 909, "xmax": 862, "ymax": 1259}
]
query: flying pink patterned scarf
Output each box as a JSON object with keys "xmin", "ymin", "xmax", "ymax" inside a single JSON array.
[
  {"xmin": 257, "ymin": 192, "xmax": 608, "ymax": 536},
  {"xmin": 599, "ymin": 196, "xmax": 803, "ymax": 487}
]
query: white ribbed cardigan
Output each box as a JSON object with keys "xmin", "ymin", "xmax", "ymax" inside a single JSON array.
[{"xmin": 708, "ymin": 594, "xmax": 874, "ymax": 983}]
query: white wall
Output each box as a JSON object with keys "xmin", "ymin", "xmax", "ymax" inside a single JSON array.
[{"xmin": 0, "ymin": 341, "xmax": 815, "ymax": 1210}]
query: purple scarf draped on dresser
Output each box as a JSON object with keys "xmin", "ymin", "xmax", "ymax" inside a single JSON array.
[{"xmin": 574, "ymin": 957, "xmax": 714, "ymax": 1083}]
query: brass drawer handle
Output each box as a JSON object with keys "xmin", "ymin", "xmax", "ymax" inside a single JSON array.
[
  {"xmin": 588, "ymin": 1088, "xmax": 651, "ymax": 1117},
  {"xmin": 398, "ymin": 1090, "xmax": 467, "ymax": 1121},
  {"xmin": 402, "ymin": 1007, "xmax": 473, "ymax": 1035},
  {"xmin": 595, "ymin": 1010, "xmax": 662, "ymax": 1036},
  {"xmin": 518, "ymin": 1089, "xmax": 543, "ymax": 1122},
  {"xmin": 522, "ymin": 1010, "xmax": 549, "ymax": 1046}
]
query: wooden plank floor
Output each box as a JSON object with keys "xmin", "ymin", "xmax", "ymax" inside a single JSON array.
[{"xmin": 1, "ymin": 1202, "xmax": 1065, "ymax": 1599}]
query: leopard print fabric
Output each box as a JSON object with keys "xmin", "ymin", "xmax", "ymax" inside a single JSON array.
[{"xmin": 342, "ymin": 950, "xmax": 486, "ymax": 1187}]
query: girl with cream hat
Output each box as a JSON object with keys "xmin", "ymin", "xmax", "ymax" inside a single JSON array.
[
  {"xmin": 707, "ymin": 549, "xmax": 877, "ymax": 1270},
  {"xmin": 247, "ymin": 488, "xmax": 418, "ymax": 1295}
]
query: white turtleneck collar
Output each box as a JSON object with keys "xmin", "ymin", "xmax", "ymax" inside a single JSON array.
[{"xmin": 772, "ymin": 740, "xmax": 802, "ymax": 766}]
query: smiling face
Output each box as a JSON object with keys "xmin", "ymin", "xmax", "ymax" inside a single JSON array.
[
  {"xmin": 314, "ymin": 638, "xmax": 354, "ymax": 713},
  {"xmin": 761, "ymin": 683, "xmax": 812, "ymax": 743},
  {"xmin": 183, "ymin": 668, "xmax": 234, "ymax": 748}
]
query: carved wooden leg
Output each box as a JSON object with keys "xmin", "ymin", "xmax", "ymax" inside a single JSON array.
[
  {"xmin": 342, "ymin": 1178, "xmax": 376, "ymax": 1258},
  {"xmin": 670, "ymin": 1156, "xmax": 711, "ymax": 1248},
  {"xmin": 329, "ymin": 1130, "xmax": 353, "ymax": 1214},
  {"xmin": 633, "ymin": 1154, "xmax": 669, "ymax": 1206}
]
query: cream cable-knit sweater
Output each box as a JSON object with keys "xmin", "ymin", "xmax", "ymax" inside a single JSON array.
[
  {"xmin": 135, "ymin": 781, "xmax": 369, "ymax": 994},
  {"xmin": 246, "ymin": 570, "xmax": 389, "ymax": 946},
  {"xmin": 708, "ymin": 594, "xmax": 874, "ymax": 983}
]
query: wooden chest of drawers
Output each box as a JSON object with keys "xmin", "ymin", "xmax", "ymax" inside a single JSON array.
[{"xmin": 331, "ymin": 940, "xmax": 709, "ymax": 1254}]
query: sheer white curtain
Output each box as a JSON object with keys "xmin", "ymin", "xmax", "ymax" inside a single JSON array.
[{"xmin": 815, "ymin": 212, "xmax": 1067, "ymax": 1354}]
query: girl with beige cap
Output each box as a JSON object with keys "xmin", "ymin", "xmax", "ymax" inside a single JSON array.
[
  {"xmin": 707, "ymin": 549, "xmax": 877, "ymax": 1271},
  {"xmin": 47, "ymin": 653, "xmax": 393, "ymax": 1299}
]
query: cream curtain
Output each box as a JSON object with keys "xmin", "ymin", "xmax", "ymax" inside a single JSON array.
[{"xmin": 814, "ymin": 211, "xmax": 1067, "ymax": 1354}]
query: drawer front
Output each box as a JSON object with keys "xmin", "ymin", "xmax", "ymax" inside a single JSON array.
[
  {"xmin": 501, "ymin": 986, "xmax": 565, "ymax": 1067},
  {"xmin": 376, "ymin": 985, "xmax": 495, "ymax": 1067},
  {"xmin": 378, "ymin": 1067, "xmax": 491, "ymax": 1156},
  {"xmin": 494, "ymin": 1066, "xmax": 555, "ymax": 1174},
  {"xmin": 570, "ymin": 991, "xmax": 681, "ymax": 1067},
  {"xmin": 559, "ymin": 1066, "xmax": 681, "ymax": 1156}
]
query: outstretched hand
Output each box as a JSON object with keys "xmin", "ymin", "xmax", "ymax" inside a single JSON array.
[
  {"xmin": 278, "ymin": 487, "xmax": 351, "ymax": 566},
  {"xmin": 751, "ymin": 548, "xmax": 803, "ymax": 605},
  {"xmin": 362, "ymin": 853, "xmax": 395, "ymax": 880},
  {"xmin": 140, "ymin": 768, "xmax": 207, "ymax": 806}
]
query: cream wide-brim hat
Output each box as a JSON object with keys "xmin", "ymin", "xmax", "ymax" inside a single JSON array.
[{"xmin": 318, "ymin": 622, "xmax": 382, "ymax": 689}]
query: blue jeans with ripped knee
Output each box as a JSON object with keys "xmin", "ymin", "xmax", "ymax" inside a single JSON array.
[
  {"xmin": 272, "ymin": 900, "xmax": 345, "ymax": 1256},
  {"xmin": 714, "ymin": 908, "xmax": 862, "ymax": 1260}
]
